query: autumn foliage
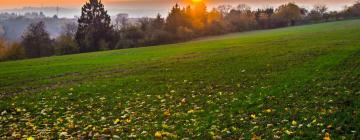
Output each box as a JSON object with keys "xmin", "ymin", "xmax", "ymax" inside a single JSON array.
[{"xmin": 1, "ymin": 1, "xmax": 360, "ymax": 61}]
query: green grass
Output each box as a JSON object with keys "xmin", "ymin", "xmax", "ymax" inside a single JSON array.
[{"xmin": 0, "ymin": 20, "xmax": 359, "ymax": 139}]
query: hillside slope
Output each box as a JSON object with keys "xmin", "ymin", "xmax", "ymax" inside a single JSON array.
[{"xmin": 0, "ymin": 20, "xmax": 359, "ymax": 139}]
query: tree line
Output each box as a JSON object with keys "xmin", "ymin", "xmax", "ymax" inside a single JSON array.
[{"xmin": 1, "ymin": 0, "xmax": 360, "ymax": 61}]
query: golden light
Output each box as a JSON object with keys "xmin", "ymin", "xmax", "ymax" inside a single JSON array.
[
  {"xmin": 183, "ymin": 0, "xmax": 206, "ymax": 5},
  {"xmin": 192, "ymin": 0, "xmax": 203, "ymax": 3}
]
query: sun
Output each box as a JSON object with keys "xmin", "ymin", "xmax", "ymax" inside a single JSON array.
[
  {"xmin": 183, "ymin": 0, "xmax": 206, "ymax": 5},
  {"xmin": 192, "ymin": 0, "xmax": 203, "ymax": 3}
]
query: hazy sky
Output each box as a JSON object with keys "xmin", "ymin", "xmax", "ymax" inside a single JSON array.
[{"xmin": 0, "ymin": 0, "xmax": 357, "ymax": 17}]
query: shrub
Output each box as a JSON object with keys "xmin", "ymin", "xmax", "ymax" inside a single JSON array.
[{"xmin": 54, "ymin": 35, "xmax": 79, "ymax": 55}]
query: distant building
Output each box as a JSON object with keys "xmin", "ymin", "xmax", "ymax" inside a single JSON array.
[
  {"xmin": 0, "ymin": 12, "xmax": 77, "ymax": 41},
  {"xmin": 0, "ymin": 12, "xmax": 18, "ymax": 20},
  {"xmin": 23, "ymin": 12, "xmax": 46, "ymax": 19}
]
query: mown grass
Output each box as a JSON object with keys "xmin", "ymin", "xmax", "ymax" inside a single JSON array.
[{"xmin": 0, "ymin": 20, "xmax": 359, "ymax": 139}]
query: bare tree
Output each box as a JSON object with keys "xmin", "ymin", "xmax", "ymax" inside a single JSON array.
[
  {"xmin": 313, "ymin": 4, "xmax": 328, "ymax": 16},
  {"xmin": 138, "ymin": 17, "xmax": 152, "ymax": 31},
  {"xmin": 217, "ymin": 5, "xmax": 232, "ymax": 16},
  {"xmin": 115, "ymin": 13, "xmax": 129, "ymax": 30},
  {"xmin": 62, "ymin": 22, "xmax": 78, "ymax": 38},
  {"xmin": 236, "ymin": 4, "xmax": 251, "ymax": 12}
]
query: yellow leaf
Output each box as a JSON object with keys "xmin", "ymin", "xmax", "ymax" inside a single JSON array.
[
  {"xmin": 27, "ymin": 137, "xmax": 35, "ymax": 140},
  {"xmin": 187, "ymin": 109, "xmax": 195, "ymax": 113},
  {"xmin": 155, "ymin": 131, "xmax": 162, "ymax": 138},
  {"xmin": 114, "ymin": 118, "xmax": 120, "ymax": 124},
  {"xmin": 323, "ymin": 132, "xmax": 331, "ymax": 140},
  {"xmin": 181, "ymin": 98, "xmax": 186, "ymax": 103},
  {"xmin": 162, "ymin": 124, "xmax": 169, "ymax": 129},
  {"xmin": 164, "ymin": 110, "xmax": 171, "ymax": 117},
  {"xmin": 284, "ymin": 130, "xmax": 293, "ymax": 135},
  {"xmin": 125, "ymin": 118, "xmax": 131, "ymax": 123},
  {"xmin": 292, "ymin": 120, "xmax": 297, "ymax": 126},
  {"xmin": 68, "ymin": 122, "xmax": 75, "ymax": 129},
  {"xmin": 251, "ymin": 134, "xmax": 260, "ymax": 140},
  {"xmin": 250, "ymin": 114, "xmax": 256, "ymax": 119},
  {"xmin": 15, "ymin": 108, "xmax": 22, "ymax": 112}
]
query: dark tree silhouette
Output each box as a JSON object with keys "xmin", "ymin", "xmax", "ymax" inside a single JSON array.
[
  {"xmin": 165, "ymin": 4, "xmax": 188, "ymax": 33},
  {"xmin": 75, "ymin": 0, "xmax": 114, "ymax": 52},
  {"xmin": 273, "ymin": 3, "xmax": 303, "ymax": 26},
  {"xmin": 21, "ymin": 21, "xmax": 53, "ymax": 58},
  {"xmin": 152, "ymin": 14, "xmax": 165, "ymax": 29}
]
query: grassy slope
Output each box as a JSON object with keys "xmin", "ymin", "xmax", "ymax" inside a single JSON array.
[{"xmin": 0, "ymin": 20, "xmax": 359, "ymax": 139}]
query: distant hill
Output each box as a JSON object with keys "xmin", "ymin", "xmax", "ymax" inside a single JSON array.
[
  {"xmin": 0, "ymin": 17, "xmax": 76, "ymax": 41},
  {"xmin": 0, "ymin": 7, "xmax": 79, "ymax": 18}
]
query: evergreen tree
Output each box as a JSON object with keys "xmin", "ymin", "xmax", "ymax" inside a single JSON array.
[
  {"xmin": 165, "ymin": 4, "xmax": 188, "ymax": 33},
  {"xmin": 152, "ymin": 14, "xmax": 165, "ymax": 29},
  {"xmin": 75, "ymin": 0, "xmax": 114, "ymax": 52},
  {"xmin": 21, "ymin": 21, "xmax": 53, "ymax": 58}
]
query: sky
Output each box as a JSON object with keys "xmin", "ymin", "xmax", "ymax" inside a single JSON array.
[{"xmin": 0, "ymin": 0, "xmax": 357, "ymax": 18}]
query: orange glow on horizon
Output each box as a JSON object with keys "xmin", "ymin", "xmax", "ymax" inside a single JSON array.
[
  {"xmin": 192, "ymin": 0, "xmax": 203, "ymax": 3},
  {"xmin": 0, "ymin": 0, "xmax": 356, "ymax": 9},
  {"xmin": 0, "ymin": 0, "xmax": 88, "ymax": 8}
]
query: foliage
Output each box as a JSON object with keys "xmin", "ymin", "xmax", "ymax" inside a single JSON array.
[
  {"xmin": 0, "ymin": 20, "xmax": 359, "ymax": 139},
  {"xmin": 21, "ymin": 21, "xmax": 53, "ymax": 58},
  {"xmin": 62, "ymin": 23, "xmax": 78, "ymax": 39},
  {"xmin": 255, "ymin": 8, "xmax": 274, "ymax": 29},
  {"xmin": 273, "ymin": 3, "xmax": 303, "ymax": 26},
  {"xmin": 3, "ymin": 43, "xmax": 25, "ymax": 60},
  {"xmin": 116, "ymin": 26, "xmax": 145, "ymax": 49},
  {"xmin": 152, "ymin": 14, "xmax": 165, "ymax": 30},
  {"xmin": 3, "ymin": 1, "xmax": 360, "ymax": 61},
  {"xmin": 165, "ymin": 4, "xmax": 189, "ymax": 33},
  {"xmin": 226, "ymin": 6, "xmax": 257, "ymax": 32},
  {"xmin": 75, "ymin": 0, "xmax": 114, "ymax": 52},
  {"xmin": 344, "ymin": 1, "xmax": 360, "ymax": 17},
  {"xmin": 308, "ymin": 5, "xmax": 329, "ymax": 21},
  {"xmin": 0, "ymin": 39, "xmax": 25, "ymax": 61},
  {"xmin": 54, "ymin": 35, "xmax": 79, "ymax": 55},
  {"xmin": 0, "ymin": 38, "xmax": 6, "ymax": 61}
]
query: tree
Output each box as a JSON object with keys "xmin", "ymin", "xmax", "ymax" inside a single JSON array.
[
  {"xmin": 0, "ymin": 38, "xmax": 6, "ymax": 61},
  {"xmin": 115, "ymin": 26, "xmax": 145, "ymax": 49},
  {"xmin": 217, "ymin": 5, "xmax": 232, "ymax": 17},
  {"xmin": 115, "ymin": 13, "xmax": 129, "ymax": 30},
  {"xmin": 314, "ymin": 5, "xmax": 328, "ymax": 16},
  {"xmin": 139, "ymin": 17, "xmax": 152, "ymax": 31},
  {"xmin": 54, "ymin": 35, "xmax": 79, "ymax": 55},
  {"xmin": 62, "ymin": 23, "xmax": 78, "ymax": 38},
  {"xmin": 54, "ymin": 23, "xmax": 79, "ymax": 55},
  {"xmin": 309, "ymin": 5, "xmax": 328, "ymax": 21},
  {"xmin": 344, "ymin": 1, "xmax": 360, "ymax": 17},
  {"xmin": 152, "ymin": 14, "xmax": 165, "ymax": 29},
  {"xmin": 273, "ymin": 3, "xmax": 303, "ymax": 26},
  {"xmin": 165, "ymin": 4, "xmax": 188, "ymax": 33},
  {"xmin": 189, "ymin": 2, "xmax": 208, "ymax": 32},
  {"xmin": 4, "ymin": 43, "xmax": 25, "ymax": 60},
  {"xmin": 236, "ymin": 4, "xmax": 251, "ymax": 12},
  {"xmin": 255, "ymin": 7, "xmax": 274, "ymax": 29},
  {"xmin": 206, "ymin": 9, "xmax": 229, "ymax": 35},
  {"xmin": 227, "ymin": 6, "xmax": 257, "ymax": 31},
  {"xmin": 21, "ymin": 21, "xmax": 53, "ymax": 58},
  {"xmin": 0, "ymin": 39, "xmax": 25, "ymax": 61},
  {"xmin": 75, "ymin": 0, "xmax": 114, "ymax": 52}
]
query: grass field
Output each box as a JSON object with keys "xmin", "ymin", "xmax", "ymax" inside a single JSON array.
[{"xmin": 0, "ymin": 20, "xmax": 359, "ymax": 139}]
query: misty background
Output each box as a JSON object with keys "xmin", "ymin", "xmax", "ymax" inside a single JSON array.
[{"xmin": 0, "ymin": 0, "xmax": 356, "ymax": 41}]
